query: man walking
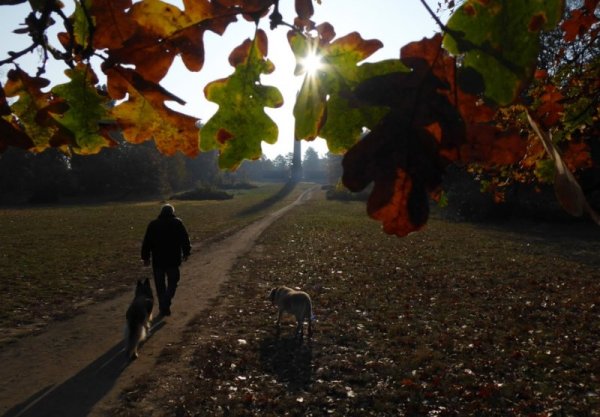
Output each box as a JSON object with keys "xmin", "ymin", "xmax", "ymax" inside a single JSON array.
[{"xmin": 142, "ymin": 204, "xmax": 191, "ymax": 316}]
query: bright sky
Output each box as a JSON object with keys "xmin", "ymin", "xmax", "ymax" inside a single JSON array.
[{"xmin": 0, "ymin": 0, "xmax": 444, "ymax": 160}]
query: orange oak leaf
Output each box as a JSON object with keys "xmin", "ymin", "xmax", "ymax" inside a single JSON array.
[
  {"xmin": 368, "ymin": 169, "xmax": 429, "ymax": 236},
  {"xmin": 3, "ymin": 69, "xmax": 68, "ymax": 152},
  {"xmin": 106, "ymin": 67, "xmax": 199, "ymax": 156},
  {"xmin": 343, "ymin": 58, "xmax": 462, "ymax": 236},
  {"xmin": 295, "ymin": 0, "xmax": 314, "ymax": 19},
  {"xmin": 90, "ymin": 0, "xmax": 137, "ymax": 50},
  {"xmin": 535, "ymin": 84, "xmax": 564, "ymax": 129},
  {"xmin": 561, "ymin": 1, "xmax": 599, "ymax": 42},
  {"xmin": 563, "ymin": 141, "xmax": 593, "ymax": 172},
  {"xmin": 402, "ymin": 35, "xmax": 496, "ymax": 125},
  {"xmin": 100, "ymin": 0, "xmax": 237, "ymax": 82},
  {"xmin": 0, "ymin": 85, "xmax": 34, "ymax": 152},
  {"xmin": 460, "ymin": 125, "xmax": 526, "ymax": 166}
]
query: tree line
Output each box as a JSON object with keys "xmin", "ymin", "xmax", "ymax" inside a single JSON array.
[{"xmin": 0, "ymin": 136, "xmax": 336, "ymax": 204}]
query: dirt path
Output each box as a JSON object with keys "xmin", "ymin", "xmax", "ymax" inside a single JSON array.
[{"xmin": 0, "ymin": 185, "xmax": 318, "ymax": 417}]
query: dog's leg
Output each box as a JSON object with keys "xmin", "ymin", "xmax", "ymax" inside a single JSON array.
[
  {"xmin": 296, "ymin": 319, "xmax": 304, "ymax": 342},
  {"xmin": 275, "ymin": 309, "xmax": 282, "ymax": 336}
]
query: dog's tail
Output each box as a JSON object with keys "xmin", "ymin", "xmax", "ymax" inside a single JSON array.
[
  {"xmin": 307, "ymin": 297, "xmax": 316, "ymax": 321},
  {"xmin": 125, "ymin": 322, "xmax": 147, "ymax": 360},
  {"xmin": 307, "ymin": 299, "xmax": 315, "ymax": 337}
]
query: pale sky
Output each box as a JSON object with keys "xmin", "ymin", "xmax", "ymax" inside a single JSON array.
[{"xmin": 0, "ymin": 0, "xmax": 444, "ymax": 159}]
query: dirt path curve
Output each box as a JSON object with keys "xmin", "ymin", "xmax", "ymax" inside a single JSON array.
[{"xmin": 0, "ymin": 185, "xmax": 318, "ymax": 417}]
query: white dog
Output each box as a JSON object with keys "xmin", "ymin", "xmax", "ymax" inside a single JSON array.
[{"xmin": 269, "ymin": 286, "xmax": 314, "ymax": 340}]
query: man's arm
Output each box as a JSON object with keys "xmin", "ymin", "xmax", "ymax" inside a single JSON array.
[
  {"xmin": 179, "ymin": 221, "xmax": 191, "ymax": 260},
  {"xmin": 141, "ymin": 223, "xmax": 153, "ymax": 264}
]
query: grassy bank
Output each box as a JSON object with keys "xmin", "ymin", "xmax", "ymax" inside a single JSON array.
[
  {"xmin": 114, "ymin": 193, "xmax": 600, "ymax": 416},
  {"xmin": 0, "ymin": 183, "xmax": 311, "ymax": 343}
]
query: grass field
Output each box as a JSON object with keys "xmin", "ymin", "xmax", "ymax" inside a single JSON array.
[
  {"xmin": 112, "ymin": 193, "xmax": 600, "ymax": 416},
  {"xmin": 0, "ymin": 182, "xmax": 311, "ymax": 343}
]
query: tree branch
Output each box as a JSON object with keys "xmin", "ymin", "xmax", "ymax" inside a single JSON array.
[{"xmin": 0, "ymin": 43, "xmax": 38, "ymax": 66}]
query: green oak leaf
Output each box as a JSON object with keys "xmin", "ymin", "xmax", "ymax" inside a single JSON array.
[
  {"xmin": 290, "ymin": 30, "xmax": 409, "ymax": 153},
  {"xmin": 293, "ymin": 70, "xmax": 326, "ymax": 142},
  {"xmin": 72, "ymin": 0, "xmax": 92, "ymax": 49},
  {"xmin": 320, "ymin": 59, "xmax": 411, "ymax": 153},
  {"xmin": 51, "ymin": 65, "xmax": 115, "ymax": 154},
  {"xmin": 443, "ymin": 0, "xmax": 564, "ymax": 105},
  {"xmin": 201, "ymin": 29, "xmax": 283, "ymax": 170}
]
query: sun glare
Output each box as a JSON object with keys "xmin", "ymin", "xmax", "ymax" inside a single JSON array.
[{"xmin": 301, "ymin": 52, "xmax": 323, "ymax": 75}]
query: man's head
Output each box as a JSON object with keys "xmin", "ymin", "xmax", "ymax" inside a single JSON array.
[{"xmin": 159, "ymin": 204, "xmax": 175, "ymax": 217}]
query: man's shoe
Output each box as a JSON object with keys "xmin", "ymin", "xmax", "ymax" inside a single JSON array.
[{"xmin": 161, "ymin": 307, "xmax": 171, "ymax": 316}]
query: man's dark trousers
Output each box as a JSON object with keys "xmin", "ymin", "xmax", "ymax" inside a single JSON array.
[{"xmin": 153, "ymin": 266, "xmax": 180, "ymax": 315}]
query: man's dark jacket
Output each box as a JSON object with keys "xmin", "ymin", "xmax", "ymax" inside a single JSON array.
[{"xmin": 141, "ymin": 212, "xmax": 191, "ymax": 267}]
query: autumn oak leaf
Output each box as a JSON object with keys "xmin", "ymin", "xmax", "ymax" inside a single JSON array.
[
  {"xmin": 201, "ymin": 29, "xmax": 283, "ymax": 170},
  {"xmin": 0, "ymin": 84, "xmax": 34, "ymax": 152},
  {"xmin": 50, "ymin": 65, "xmax": 116, "ymax": 155},
  {"xmin": 290, "ymin": 26, "xmax": 409, "ymax": 153},
  {"xmin": 100, "ymin": 0, "xmax": 237, "ymax": 82},
  {"xmin": 443, "ymin": 0, "xmax": 564, "ymax": 105},
  {"xmin": 90, "ymin": 0, "xmax": 136, "ymax": 49},
  {"xmin": 342, "ymin": 58, "xmax": 465, "ymax": 236},
  {"xmin": 3, "ymin": 69, "xmax": 66, "ymax": 152},
  {"xmin": 561, "ymin": 2, "xmax": 599, "ymax": 42},
  {"xmin": 107, "ymin": 67, "xmax": 200, "ymax": 156}
]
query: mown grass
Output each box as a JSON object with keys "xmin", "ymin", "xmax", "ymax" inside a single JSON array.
[
  {"xmin": 113, "ymin": 192, "xmax": 600, "ymax": 416},
  {"xmin": 0, "ymin": 182, "xmax": 311, "ymax": 343}
]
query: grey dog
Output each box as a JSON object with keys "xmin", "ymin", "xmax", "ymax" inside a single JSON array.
[{"xmin": 125, "ymin": 278, "xmax": 154, "ymax": 360}]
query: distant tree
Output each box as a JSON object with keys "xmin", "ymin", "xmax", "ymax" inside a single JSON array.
[
  {"xmin": 272, "ymin": 154, "xmax": 288, "ymax": 170},
  {"xmin": 303, "ymin": 147, "xmax": 319, "ymax": 169},
  {"xmin": 284, "ymin": 152, "xmax": 294, "ymax": 169},
  {"xmin": 326, "ymin": 152, "xmax": 344, "ymax": 186},
  {"xmin": 0, "ymin": 148, "xmax": 34, "ymax": 202},
  {"xmin": 237, "ymin": 156, "xmax": 274, "ymax": 182},
  {"xmin": 164, "ymin": 153, "xmax": 188, "ymax": 193},
  {"xmin": 69, "ymin": 148, "xmax": 119, "ymax": 196},
  {"xmin": 184, "ymin": 151, "xmax": 219, "ymax": 187},
  {"xmin": 29, "ymin": 149, "xmax": 70, "ymax": 203},
  {"xmin": 69, "ymin": 140, "xmax": 168, "ymax": 197},
  {"xmin": 303, "ymin": 146, "xmax": 327, "ymax": 182},
  {"xmin": 267, "ymin": 154, "xmax": 291, "ymax": 181}
]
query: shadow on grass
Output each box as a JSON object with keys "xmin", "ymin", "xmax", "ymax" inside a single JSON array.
[
  {"xmin": 259, "ymin": 333, "xmax": 312, "ymax": 392},
  {"xmin": 236, "ymin": 181, "xmax": 297, "ymax": 217},
  {"xmin": 2, "ymin": 320, "xmax": 166, "ymax": 417}
]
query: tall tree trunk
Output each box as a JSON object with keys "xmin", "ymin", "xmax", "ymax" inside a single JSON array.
[{"xmin": 291, "ymin": 135, "xmax": 302, "ymax": 182}]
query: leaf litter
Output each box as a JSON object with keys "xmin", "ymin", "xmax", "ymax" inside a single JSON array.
[{"xmin": 113, "ymin": 198, "xmax": 600, "ymax": 416}]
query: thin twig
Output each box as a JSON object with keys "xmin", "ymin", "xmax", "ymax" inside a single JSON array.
[
  {"xmin": 419, "ymin": 0, "xmax": 449, "ymax": 33},
  {"xmin": 0, "ymin": 43, "xmax": 38, "ymax": 66}
]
